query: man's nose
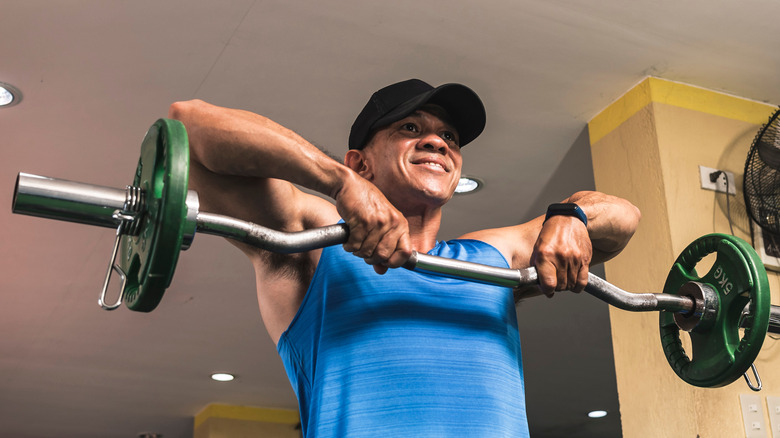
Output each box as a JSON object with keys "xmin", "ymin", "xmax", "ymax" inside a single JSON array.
[{"xmin": 417, "ymin": 134, "xmax": 448, "ymax": 154}]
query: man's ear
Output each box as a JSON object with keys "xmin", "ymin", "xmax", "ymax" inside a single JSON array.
[{"xmin": 344, "ymin": 150, "xmax": 373, "ymax": 180}]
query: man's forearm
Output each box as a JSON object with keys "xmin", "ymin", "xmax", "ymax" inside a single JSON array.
[
  {"xmin": 565, "ymin": 191, "xmax": 641, "ymax": 261},
  {"xmin": 168, "ymin": 99, "xmax": 352, "ymax": 200}
]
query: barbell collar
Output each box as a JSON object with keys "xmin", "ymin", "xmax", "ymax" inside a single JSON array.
[
  {"xmin": 770, "ymin": 306, "xmax": 780, "ymax": 334},
  {"xmin": 742, "ymin": 304, "xmax": 780, "ymax": 334},
  {"xmin": 181, "ymin": 190, "xmax": 199, "ymax": 250},
  {"xmin": 673, "ymin": 281, "xmax": 719, "ymax": 332}
]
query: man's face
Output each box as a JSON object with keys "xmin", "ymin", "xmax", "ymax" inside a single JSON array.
[{"xmin": 358, "ymin": 108, "xmax": 463, "ymax": 208}]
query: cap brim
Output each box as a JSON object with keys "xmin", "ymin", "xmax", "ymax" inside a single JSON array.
[{"xmin": 370, "ymin": 83, "xmax": 486, "ymax": 147}]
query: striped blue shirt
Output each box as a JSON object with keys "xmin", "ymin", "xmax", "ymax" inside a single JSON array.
[{"xmin": 277, "ymin": 239, "xmax": 529, "ymax": 437}]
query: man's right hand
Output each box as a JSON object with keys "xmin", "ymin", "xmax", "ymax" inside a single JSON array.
[{"xmin": 335, "ymin": 173, "xmax": 412, "ymax": 274}]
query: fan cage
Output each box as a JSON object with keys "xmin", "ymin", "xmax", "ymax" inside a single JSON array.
[{"xmin": 744, "ymin": 108, "xmax": 780, "ymax": 236}]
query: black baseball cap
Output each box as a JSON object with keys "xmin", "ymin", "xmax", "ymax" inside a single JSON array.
[{"xmin": 348, "ymin": 79, "xmax": 486, "ymax": 150}]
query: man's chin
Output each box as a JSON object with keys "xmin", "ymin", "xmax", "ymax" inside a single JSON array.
[{"xmin": 418, "ymin": 187, "xmax": 455, "ymax": 205}]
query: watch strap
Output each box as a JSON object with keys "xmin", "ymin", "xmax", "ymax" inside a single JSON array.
[{"xmin": 544, "ymin": 203, "xmax": 588, "ymax": 226}]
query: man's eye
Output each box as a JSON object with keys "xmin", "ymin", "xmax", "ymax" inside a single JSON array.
[
  {"xmin": 442, "ymin": 131, "xmax": 459, "ymax": 145},
  {"xmin": 403, "ymin": 123, "xmax": 418, "ymax": 132}
]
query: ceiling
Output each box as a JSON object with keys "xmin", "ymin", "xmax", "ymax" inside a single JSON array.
[{"xmin": 2, "ymin": 1, "xmax": 780, "ymax": 437}]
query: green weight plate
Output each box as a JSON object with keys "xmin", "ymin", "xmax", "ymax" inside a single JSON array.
[
  {"xmin": 659, "ymin": 233, "xmax": 770, "ymax": 387},
  {"xmin": 120, "ymin": 119, "xmax": 189, "ymax": 312}
]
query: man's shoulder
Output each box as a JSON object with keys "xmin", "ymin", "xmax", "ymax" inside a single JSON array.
[
  {"xmin": 454, "ymin": 222, "xmax": 541, "ymax": 270},
  {"xmin": 433, "ymin": 238, "xmax": 510, "ymax": 268}
]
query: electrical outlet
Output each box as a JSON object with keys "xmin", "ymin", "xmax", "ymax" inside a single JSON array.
[
  {"xmin": 766, "ymin": 396, "xmax": 780, "ymax": 438},
  {"xmin": 741, "ymin": 394, "xmax": 768, "ymax": 437},
  {"xmin": 699, "ymin": 165, "xmax": 736, "ymax": 195}
]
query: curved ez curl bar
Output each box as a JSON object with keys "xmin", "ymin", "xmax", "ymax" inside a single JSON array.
[{"xmin": 11, "ymin": 119, "xmax": 780, "ymax": 391}]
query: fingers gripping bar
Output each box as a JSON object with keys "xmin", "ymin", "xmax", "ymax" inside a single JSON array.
[{"xmin": 11, "ymin": 119, "xmax": 776, "ymax": 390}]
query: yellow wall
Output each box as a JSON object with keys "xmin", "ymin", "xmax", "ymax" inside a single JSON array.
[
  {"xmin": 589, "ymin": 77, "xmax": 780, "ymax": 437},
  {"xmin": 194, "ymin": 403, "xmax": 301, "ymax": 438}
]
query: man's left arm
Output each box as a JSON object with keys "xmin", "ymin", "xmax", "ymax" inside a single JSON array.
[{"xmin": 461, "ymin": 191, "xmax": 641, "ymax": 297}]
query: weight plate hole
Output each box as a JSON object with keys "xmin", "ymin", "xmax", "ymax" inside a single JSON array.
[
  {"xmin": 695, "ymin": 253, "xmax": 717, "ymax": 278},
  {"xmin": 680, "ymin": 330, "xmax": 693, "ymax": 359}
]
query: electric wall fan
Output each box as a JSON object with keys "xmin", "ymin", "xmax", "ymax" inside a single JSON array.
[{"xmin": 744, "ymin": 108, "xmax": 780, "ymax": 236}]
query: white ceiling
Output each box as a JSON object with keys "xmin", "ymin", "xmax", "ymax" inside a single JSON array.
[{"xmin": 3, "ymin": 1, "xmax": 780, "ymax": 437}]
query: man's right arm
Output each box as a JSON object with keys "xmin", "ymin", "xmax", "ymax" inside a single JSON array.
[
  {"xmin": 168, "ymin": 100, "xmax": 412, "ymax": 342},
  {"xmin": 169, "ymin": 100, "xmax": 345, "ymax": 228},
  {"xmin": 168, "ymin": 99, "xmax": 411, "ymax": 270}
]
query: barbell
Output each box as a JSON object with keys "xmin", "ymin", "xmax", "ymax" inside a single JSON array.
[{"xmin": 12, "ymin": 118, "xmax": 780, "ymax": 391}]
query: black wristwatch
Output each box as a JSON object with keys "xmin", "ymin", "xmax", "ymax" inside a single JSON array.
[{"xmin": 544, "ymin": 203, "xmax": 588, "ymax": 227}]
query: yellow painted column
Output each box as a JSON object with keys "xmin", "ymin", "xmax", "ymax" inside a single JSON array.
[
  {"xmin": 589, "ymin": 77, "xmax": 780, "ymax": 437},
  {"xmin": 194, "ymin": 404, "xmax": 301, "ymax": 438}
]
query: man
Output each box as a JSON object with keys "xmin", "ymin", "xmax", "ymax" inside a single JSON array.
[{"xmin": 169, "ymin": 79, "xmax": 640, "ymax": 437}]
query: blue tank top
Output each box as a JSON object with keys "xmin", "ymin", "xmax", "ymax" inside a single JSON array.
[{"xmin": 277, "ymin": 239, "xmax": 529, "ymax": 437}]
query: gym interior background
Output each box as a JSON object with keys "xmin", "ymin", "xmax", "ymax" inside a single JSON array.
[{"xmin": 2, "ymin": 1, "xmax": 780, "ymax": 437}]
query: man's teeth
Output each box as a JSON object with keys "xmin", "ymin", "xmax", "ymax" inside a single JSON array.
[{"xmin": 421, "ymin": 162, "xmax": 444, "ymax": 169}]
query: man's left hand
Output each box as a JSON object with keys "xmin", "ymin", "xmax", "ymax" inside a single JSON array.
[{"xmin": 530, "ymin": 215, "xmax": 592, "ymax": 297}]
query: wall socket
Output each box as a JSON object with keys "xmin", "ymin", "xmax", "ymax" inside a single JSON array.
[
  {"xmin": 767, "ymin": 396, "xmax": 780, "ymax": 438},
  {"xmin": 699, "ymin": 165, "xmax": 736, "ymax": 195},
  {"xmin": 741, "ymin": 394, "xmax": 768, "ymax": 437}
]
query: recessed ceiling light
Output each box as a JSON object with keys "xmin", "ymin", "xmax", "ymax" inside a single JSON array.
[
  {"xmin": 588, "ymin": 410, "xmax": 608, "ymax": 419},
  {"xmin": 210, "ymin": 372, "xmax": 235, "ymax": 382},
  {"xmin": 0, "ymin": 82, "xmax": 22, "ymax": 107},
  {"xmin": 455, "ymin": 176, "xmax": 483, "ymax": 194}
]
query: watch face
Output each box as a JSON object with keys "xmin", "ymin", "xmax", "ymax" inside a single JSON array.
[
  {"xmin": 549, "ymin": 204, "xmax": 577, "ymax": 214},
  {"xmin": 546, "ymin": 203, "xmax": 587, "ymax": 225}
]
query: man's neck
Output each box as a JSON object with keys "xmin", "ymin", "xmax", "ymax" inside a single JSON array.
[{"xmin": 400, "ymin": 206, "xmax": 443, "ymax": 253}]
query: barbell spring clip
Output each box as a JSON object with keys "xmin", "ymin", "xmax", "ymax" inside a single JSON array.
[
  {"xmin": 743, "ymin": 363, "xmax": 762, "ymax": 392},
  {"xmin": 98, "ymin": 212, "xmax": 134, "ymax": 311}
]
